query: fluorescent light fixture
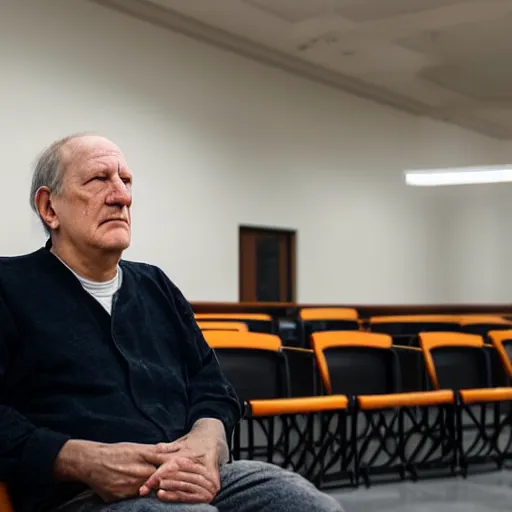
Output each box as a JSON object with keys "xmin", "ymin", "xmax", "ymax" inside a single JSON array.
[{"xmin": 405, "ymin": 165, "xmax": 512, "ymax": 187}]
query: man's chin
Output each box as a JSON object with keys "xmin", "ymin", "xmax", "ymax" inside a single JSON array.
[{"xmin": 97, "ymin": 234, "xmax": 131, "ymax": 253}]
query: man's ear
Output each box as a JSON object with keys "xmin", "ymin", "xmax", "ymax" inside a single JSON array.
[{"xmin": 34, "ymin": 187, "xmax": 60, "ymax": 231}]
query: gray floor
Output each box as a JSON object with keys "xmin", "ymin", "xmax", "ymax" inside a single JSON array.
[{"xmin": 329, "ymin": 471, "xmax": 512, "ymax": 511}]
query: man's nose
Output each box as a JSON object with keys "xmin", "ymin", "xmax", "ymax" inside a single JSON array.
[{"xmin": 106, "ymin": 178, "xmax": 132, "ymax": 208}]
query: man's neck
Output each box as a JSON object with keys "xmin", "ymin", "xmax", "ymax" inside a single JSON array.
[{"xmin": 50, "ymin": 242, "xmax": 121, "ymax": 282}]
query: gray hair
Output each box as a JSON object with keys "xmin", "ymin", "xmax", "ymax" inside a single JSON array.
[{"xmin": 30, "ymin": 133, "xmax": 90, "ymax": 235}]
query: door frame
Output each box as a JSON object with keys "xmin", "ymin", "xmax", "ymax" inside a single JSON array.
[{"xmin": 239, "ymin": 225, "xmax": 297, "ymax": 302}]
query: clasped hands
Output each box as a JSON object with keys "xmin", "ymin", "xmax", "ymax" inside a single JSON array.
[
  {"xmin": 139, "ymin": 422, "xmax": 225, "ymax": 504},
  {"xmin": 56, "ymin": 418, "xmax": 228, "ymax": 505}
]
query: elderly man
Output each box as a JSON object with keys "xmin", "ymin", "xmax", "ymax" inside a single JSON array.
[{"xmin": 0, "ymin": 134, "xmax": 342, "ymax": 512}]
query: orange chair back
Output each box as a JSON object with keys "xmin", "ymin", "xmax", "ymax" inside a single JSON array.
[
  {"xmin": 202, "ymin": 330, "xmax": 281, "ymax": 351},
  {"xmin": 370, "ymin": 315, "xmax": 460, "ymax": 324},
  {"xmin": 197, "ymin": 321, "xmax": 248, "ymax": 332},
  {"xmin": 299, "ymin": 308, "xmax": 358, "ymax": 322},
  {"xmin": 0, "ymin": 484, "xmax": 13, "ymax": 512},
  {"xmin": 458, "ymin": 315, "xmax": 512, "ymax": 326},
  {"xmin": 194, "ymin": 313, "xmax": 272, "ymax": 321},
  {"xmin": 311, "ymin": 331, "xmax": 392, "ymax": 394},
  {"xmin": 419, "ymin": 332, "xmax": 483, "ymax": 389}
]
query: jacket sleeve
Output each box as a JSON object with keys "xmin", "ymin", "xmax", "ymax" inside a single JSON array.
[
  {"xmin": 0, "ymin": 289, "xmax": 70, "ymax": 486},
  {"xmin": 159, "ymin": 272, "xmax": 243, "ymax": 443}
]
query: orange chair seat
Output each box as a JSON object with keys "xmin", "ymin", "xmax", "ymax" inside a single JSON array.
[
  {"xmin": 358, "ymin": 390, "xmax": 454, "ymax": 410},
  {"xmin": 248, "ymin": 395, "xmax": 348, "ymax": 417},
  {"xmin": 460, "ymin": 387, "xmax": 512, "ymax": 404}
]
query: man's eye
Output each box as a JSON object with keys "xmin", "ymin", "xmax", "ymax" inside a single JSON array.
[{"xmin": 91, "ymin": 176, "xmax": 107, "ymax": 182}]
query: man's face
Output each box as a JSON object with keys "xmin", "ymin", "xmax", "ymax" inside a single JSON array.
[{"xmin": 51, "ymin": 136, "xmax": 133, "ymax": 253}]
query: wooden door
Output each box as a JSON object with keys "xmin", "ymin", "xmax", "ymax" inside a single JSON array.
[{"xmin": 239, "ymin": 226, "xmax": 296, "ymax": 302}]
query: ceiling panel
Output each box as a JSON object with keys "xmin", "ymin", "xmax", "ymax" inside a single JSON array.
[
  {"xmin": 399, "ymin": 13, "xmax": 512, "ymax": 61},
  {"xmin": 93, "ymin": 0, "xmax": 512, "ymax": 139},
  {"xmin": 331, "ymin": 0, "xmax": 468, "ymax": 23},
  {"xmin": 242, "ymin": 0, "xmax": 348, "ymax": 23},
  {"xmin": 243, "ymin": 0, "xmax": 468, "ymax": 24},
  {"xmin": 422, "ymin": 61, "xmax": 512, "ymax": 101}
]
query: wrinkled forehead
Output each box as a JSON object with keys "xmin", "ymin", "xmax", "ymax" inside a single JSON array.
[{"xmin": 61, "ymin": 136, "xmax": 127, "ymax": 174}]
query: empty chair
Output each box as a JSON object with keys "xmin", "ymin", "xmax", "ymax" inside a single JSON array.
[
  {"xmin": 300, "ymin": 307, "xmax": 359, "ymax": 335},
  {"xmin": 203, "ymin": 331, "xmax": 301, "ymax": 476},
  {"xmin": 459, "ymin": 316, "xmax": 512, "ymax": 338},
  {"xmin": 195, "ymin": 313, "xmax": 274, "ymax": 333},
  {"xmin": 312, "ymin": 331, "xmax": 455, "ymax": 485},
  {"xmin": 311, "ymin": 331, "xmax": 427, "ymax": 396},
  {"xmin": 419, "ymin": 332, "xmax": 512, "ymax": 473},
  {"xmin": 370, "ymin": 315, "xmax": 460, "ymax": 346},
  {"xmin": 419, "ymin": 332, "xmax": 490, "ymax": 391},
  {"xmin": 312, "ymin": 331, "xmax": 399, "ymax": 396},
  {"xmin": 202, "ymin": 330, "xmax": 288, "ymax": 402},
  {"xmin": 197, "ymin": 321, "xmax": 248, "ymax": 332},
  {"xmin": 244, "ymin": 396, "xmax": 350, "ymax": 485}
]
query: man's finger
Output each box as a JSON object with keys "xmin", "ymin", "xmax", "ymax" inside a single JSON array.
[
  {"xmin": 139, "ymin": 457, "xmax": 183, "ymax": 492},
  {"xmin": 176, "ymin": 457, "xmax": 220, "ymax": 490},
  {"xmin": 155, "ymin": 442, "xmax": 181, "ymax": 453},
  {"xmin": 158, "ymin": 477, "xmax": 214, "ymax": 498},
  {"xmin": 160, "ymin": 470, "xmax": 218, "ymax": 495},
  {"xmin": 139, "ymin": 484, "xmax": 151, "ymax": 497},
  {"xmin": 156, "ymin": 489, "xmax": 213, "ymax": 504},
  {"xmin": 141, "ymin": 450, "xmax": 172, "ymax": 467},
  {"xmin": 140, "ymin": 468, "xmax": 217, "ymax": 497},
  {"xmin": 128, "ymin": 463, "xmax": 159, "ymax": 480},
  {"xmin": 140, "ymin": 456, "xmax": 217, "ymax": 494},
  {"xmin": 139, "ymin": 468, "xmax": 164, "ymax": 492},
  {"xmin": 175, "ymin": 456, "xmax": 209, "ymax": 474}
]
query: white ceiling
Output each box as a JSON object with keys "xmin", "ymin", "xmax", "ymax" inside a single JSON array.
[{"xmin": 92, "ymin": 0, "xmax": 512, "ymax": 139}]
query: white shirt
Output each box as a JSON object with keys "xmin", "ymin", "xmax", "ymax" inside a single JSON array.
[
  {"xmin": 53, "ymin": 253, "xmax": 123, "ymax": 314},
  {"xmin": 73, "ymin": 268, "xmax": 123, "ymax": 314}
]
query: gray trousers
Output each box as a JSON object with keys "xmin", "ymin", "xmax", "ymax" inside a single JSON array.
[{"xmin": 55, "ymin": 460, "xmax": 343, "ymax": 512}]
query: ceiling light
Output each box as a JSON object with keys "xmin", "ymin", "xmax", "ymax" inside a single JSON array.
[{"xmin": 405, "ymin": 165, "xmax": 512, "ymax": 187}]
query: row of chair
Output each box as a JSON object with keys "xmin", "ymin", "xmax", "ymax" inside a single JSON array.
[
  {"xmin": 1, "ymin": 319, "xmax": 509, "ymax": 511},
  {"xmin": 201, "ymin": 327, "xmax": 512, "ymax": 486},
  {"xmin": 195, "ymin": 311, "xmax": 512, "ymax": 348},
  {"xmin": 201, "ymin": 328, "xmax": 512, "ymax": 400},
  {"xmin": 238, "ymin": 387, "xmax": 512, "ymax": 488}
]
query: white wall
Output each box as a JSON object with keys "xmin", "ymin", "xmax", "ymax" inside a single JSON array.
[{"xmin": 1, "ymin": 0, "xmax": 510, "ymax": 303}]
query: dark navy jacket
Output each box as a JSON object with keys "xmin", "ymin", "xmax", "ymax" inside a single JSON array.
[{"xmin": 0, "ymin": 248, "xmax": 242, "ymax": 512}]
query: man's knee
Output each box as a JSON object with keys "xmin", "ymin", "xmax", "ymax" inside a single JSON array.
[
  {"xmin": 134, "ymin": 501, "xmax": 216, "ymax": 512},
  {"xmin": 136, "ymin": 502, "xmax": 216, "ymax": 512},
  {"xmin": 85, "ymin": 497, "xmax": 217, "ymax": 512},
  {"xmin": 223, "ymin": 461, "xmax": 343, "ymax": 511}
]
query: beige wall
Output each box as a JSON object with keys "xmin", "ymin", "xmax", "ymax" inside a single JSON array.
[{"xmin": 1, "ymin": 0, "xmax": 510, "ymax": 303}]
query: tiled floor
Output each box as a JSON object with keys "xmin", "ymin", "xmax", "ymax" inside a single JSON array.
[{"xmin": 329, "ymin": 471, "xmax": 512, "ymax": 511}]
